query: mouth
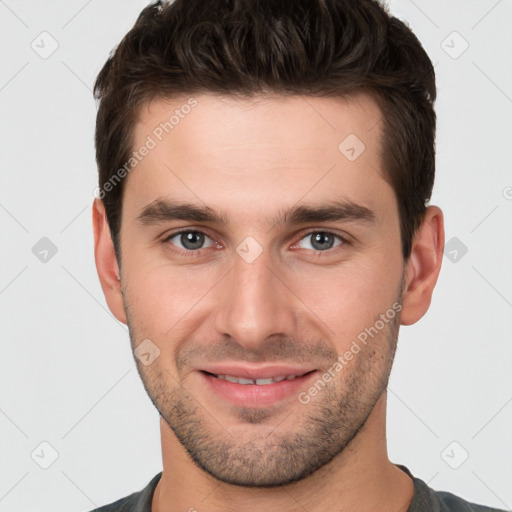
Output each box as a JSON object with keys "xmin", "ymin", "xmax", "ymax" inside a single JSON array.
[
  {"xmin": 197, "ymin": 366, "xmax": 319, "ymax": 408},
  {"xmin": 203, "ymin": 371, "xmax": 312, "ymax": 385}
]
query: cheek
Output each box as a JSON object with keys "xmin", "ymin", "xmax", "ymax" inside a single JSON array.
[
  {"xmin": 122, "ymin": 254, "xmax": 220, "ymax": 339},
  {"xmin": 288, "ymin": 254, "xmax": 402, "ymax": 342}
]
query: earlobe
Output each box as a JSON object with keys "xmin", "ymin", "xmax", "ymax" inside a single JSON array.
[
  {"xmin": 92, "ymin": 199, "xmax": 127, "ymax": 324},
  {"xmin": 400, "ymin": 206, "xmax": 445, "ymax": 326}
]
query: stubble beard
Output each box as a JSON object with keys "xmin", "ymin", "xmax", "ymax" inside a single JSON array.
[{"xmin": 124, "ymin": 290, "xmax": 402, "ymax": 487}]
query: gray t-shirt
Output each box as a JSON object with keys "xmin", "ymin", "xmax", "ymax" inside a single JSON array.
[{"xmin": 88, "ymin": 465, "xmax": 506, "ymax": 512}]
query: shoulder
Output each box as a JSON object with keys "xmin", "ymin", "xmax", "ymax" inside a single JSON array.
[
  {"xmin": 433, "ymin": 489, "xmax": 507, "ymax": 512},
  {"xmin": 397, "ymin": 465, "xmax": 507, "ymax": 512},
  {"xmin": 86, "ymin": 472, "xmax": 162, "ymax": 512},
  {"xmin": 88, "ymin": 493, "xmax": 140, "ymax": 512}
]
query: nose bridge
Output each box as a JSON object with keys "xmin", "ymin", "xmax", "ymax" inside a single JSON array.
[{"xmin": 214, "ymin": 249, "xmax": 294, "ymax": 349}]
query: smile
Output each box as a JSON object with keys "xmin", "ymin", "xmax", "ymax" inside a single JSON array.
[{"xmin": 208, "ymin": 372, "xmax": 308, "ymax": 385}]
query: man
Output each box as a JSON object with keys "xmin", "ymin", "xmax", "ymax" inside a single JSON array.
[{"xmin": 89, "ymin": 0, "xmax": 504, "ymax": 511}]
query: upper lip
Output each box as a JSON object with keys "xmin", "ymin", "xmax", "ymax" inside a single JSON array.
[{"xmin": 198, "ymin": 364, "xmax": 317, "ymax": 380}]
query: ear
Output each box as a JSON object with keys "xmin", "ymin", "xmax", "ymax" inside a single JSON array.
[
  {"xmin": 400, "ymin": 206, "xmax": 444, "ymax": 326},
  {"xmin": 92, "ymin": 198, "xmax": 127, "ymax": 324}
]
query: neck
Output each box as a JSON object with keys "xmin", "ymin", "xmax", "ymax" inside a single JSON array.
[{"xmin": 152, "ymin": 392, "xmax": 414, "ymax": 512}]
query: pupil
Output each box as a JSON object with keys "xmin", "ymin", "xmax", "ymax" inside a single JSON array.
[
  {"xmin": 312, "ymin": 232, "xmax": 333, "ymax": 250},
  {"xmin": 181, "ymin": 232, "xmax": 204, "ymax": 250}
]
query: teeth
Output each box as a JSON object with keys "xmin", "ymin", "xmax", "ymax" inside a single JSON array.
[
  {"xmin": 215, "ymin": 374, "xmax": 300, "ymax": 385},
  {"xmin": 235, "ymin": 377, "xmax": 255, "ymax": 385}
]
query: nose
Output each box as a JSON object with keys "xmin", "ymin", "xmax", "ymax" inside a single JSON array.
[{"xmin": 213, "ymin": 249, "xmax": 297, "ymax": 352}]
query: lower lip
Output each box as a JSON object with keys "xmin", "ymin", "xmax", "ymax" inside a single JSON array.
[{"xmin": 198, "ymin": 371, "xmax": 318, "ymax": 408}]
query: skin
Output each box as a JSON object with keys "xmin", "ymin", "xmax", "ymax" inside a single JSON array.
[{"xmin": 93, "ymin": 92, "xmax": 444, "ymax": 512}]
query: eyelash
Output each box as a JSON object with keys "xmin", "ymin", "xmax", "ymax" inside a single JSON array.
[{"xmin": 162, "ymin": 228, "xmax": 350, "ymax": 258}]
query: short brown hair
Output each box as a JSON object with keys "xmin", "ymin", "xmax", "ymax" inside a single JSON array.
[{"xmin": 94, "ymin": 0, "xmax": 436, "ymax": 261}]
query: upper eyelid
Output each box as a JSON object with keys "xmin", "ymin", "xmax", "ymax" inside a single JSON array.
[
  {"xmin": 297, "ymin": 228, "xmax": 348, "ymax": 241},
  {"xmin": 164, "ymin": 228, "xmax": 216, "ymax": 242}
]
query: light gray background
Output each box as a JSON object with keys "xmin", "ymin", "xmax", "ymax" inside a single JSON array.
[{"xmin": 1, "ymin": 1, "xmax": 511, "ymax": 511}]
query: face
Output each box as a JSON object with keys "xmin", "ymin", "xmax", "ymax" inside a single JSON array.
[{"xmin": 115, "ymin": 92, "xmax": 407, "ymax": 486}]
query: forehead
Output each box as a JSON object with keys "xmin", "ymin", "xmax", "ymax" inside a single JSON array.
[
  {"xmin": 124, "ymin": 92, "xmax": 393, "ymax": 223},
  {"xmin": 135, "ymin": 91, "xmax": 382, "ymax": 158}
]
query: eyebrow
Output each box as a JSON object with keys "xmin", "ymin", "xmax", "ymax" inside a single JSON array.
[{"xmin": 136, "ymin": 198, "xmax": 376, "ymax": 228}]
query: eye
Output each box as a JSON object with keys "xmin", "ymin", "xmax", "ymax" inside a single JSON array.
[
  {"xmin": 163, "ymin": 229, "xmax": 347, "ymax": 257},
  {"xmin": 165, "ymin": 230, "xmax": 216, "ymax": 252},
  {"xmin": 295, "ymin": 231, "xmax": 345, "ymax": 251}
]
